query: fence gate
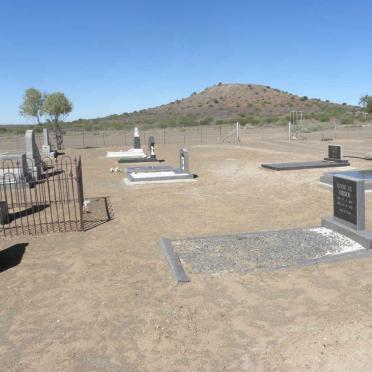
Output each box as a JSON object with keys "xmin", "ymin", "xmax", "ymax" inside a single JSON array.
[{"xmin": 0, "ymin": 156, "xmax": 85, "ymax": 237}]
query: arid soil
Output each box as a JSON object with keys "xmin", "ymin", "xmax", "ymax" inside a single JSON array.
[{"xmin": 1, "ymin": 127, "xmax": 372, "ymax": 371}]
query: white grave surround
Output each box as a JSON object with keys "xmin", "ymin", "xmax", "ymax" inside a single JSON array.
[
  {"xmin": 106, "ymin": 127, "xmax": 147, "ymax": 158},
  {"xmin": 106, "ymin": 148, "xmax": 146, "ymax": 158},
  {"xmin": 125, "ymin": 166, "xmax": 195, "ymax": 185}
]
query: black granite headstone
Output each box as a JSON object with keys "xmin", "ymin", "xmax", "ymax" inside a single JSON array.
[
  {"xmin": 333, "ymin": 176, "xmax": 357, "ymax": 225},
  {"xmin": 328, "ymin": 145, "xmax": 342, "ymax": 160},
  {"xmin": 133, "ymin": 137, "xmax": 141, "ymax": 149}
]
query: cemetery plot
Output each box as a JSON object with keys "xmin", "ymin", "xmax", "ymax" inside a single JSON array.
[
  {"xmin": 262, "ymin": 144, "xmax": 350, "ymax": 171},
  {"xmin": 107, "ymin": 128, "xmax": 160, "ymax": 163},
  {"xmin": 261, "ymin": 160, "xmax": 349, "ymax": 171},
  {"xmin": 162, "ymin": 228, "xmax": 368, "ymax": 282},
  {"xmin": 125, "ymin": 148, "xmax": 194, "ymax": 184}
]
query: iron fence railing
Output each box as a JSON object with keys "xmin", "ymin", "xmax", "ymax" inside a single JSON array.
[{"xmin": 0, "ymin": 155, "xmax": 112, "ymax": 237}]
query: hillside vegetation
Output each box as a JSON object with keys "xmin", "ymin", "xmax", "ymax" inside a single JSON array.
[
  {"xmin": 69, "ymin": 83, "xmax": 363, "ymax": 130},
  {"xmin": 1, "ymin": 83, "xmax": 366, "ymax": 133}
]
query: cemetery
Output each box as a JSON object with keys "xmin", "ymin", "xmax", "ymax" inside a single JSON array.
[{"xmin": 2, "ymin": 128, "xmax": 372, "ymax": 370}]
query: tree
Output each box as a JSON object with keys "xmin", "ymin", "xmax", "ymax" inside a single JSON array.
[
  {"xmin": 43, "ymin": 92, "xmax": 73, "ymax": 150},
  {"xmin": 19, "ymin": 88, "xmax": 44, "ymax": 125},
  {"xmin": 359, "ymin": 95, "xmax": 369, "ymax": 108},
  {"xmin": 367, "ymin": 97, "xmax": 372, "ymax": 114}
]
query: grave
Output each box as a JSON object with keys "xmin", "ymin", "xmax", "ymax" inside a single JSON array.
[
  {"xmin": 118, "ymin": 135, "xmax": 159, "ymax": 163},
  {"xmin": 160, "ymin": 172, "xmax": 371, "ymax": 283},
  {"xmin": 41, "ymin": 128, "xmax": 57, "ymax": 158},
  {"xmin": 0, "ymin": 130, "xmax": 44, "ymax": 182},
  {"xmin": 261, "ymin": 144, "xmax": 350, "ymax": 171},
  {"xmin": 107, "ymin": 128, "xmax": 159, "ymax": 162},
  {"xmin": 322, "ymin": 175, "xmax": 372, "ymax": 248},
  {"xmin": 125, "ymin": 148, "xmax": 194, "ymax": 184}
]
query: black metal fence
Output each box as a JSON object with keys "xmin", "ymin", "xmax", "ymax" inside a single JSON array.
[{"xmin": 0, "ymin": 156, "xmax": 112, "ymax": 237}]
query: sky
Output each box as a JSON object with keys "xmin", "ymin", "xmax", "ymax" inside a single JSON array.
[{"xmin": 1, "ymin": 0, "xmax": 371, "ymax": 124}]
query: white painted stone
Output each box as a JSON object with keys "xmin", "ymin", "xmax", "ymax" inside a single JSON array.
[{"xmin": 106, "ymin": 148, "xmax": 146, "ymax": 158}]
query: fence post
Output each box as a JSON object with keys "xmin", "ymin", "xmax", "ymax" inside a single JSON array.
[
  {"xmin": 124, "ymin": 130, "xmax": 127, "ymax": 146},
  {"xmin": 183, "ymin": 125, "xmax": 186, "ymax": 144},
  {"xmin": 76, "ymin": 156, "xmax": 85, "ymax": 231},
  {"xmin": 163, "ymin": 128, "xmax": 166, "ymax": 144},
  {"xmin": 219, "ymin": 126, "xmax": 222, "ymax": 143},
  {"xmin": 200, "ymin": 125, "xmax": 202, "ymax": 144},
  {"xmin": 102, "ymin": 131, "xmax": 106, "ymax": 147},
  {"xmin": 82, "ymin": 129, "xmax": 85, "ymax": 148},
  {"xmin": 16, "ymin": 130, "xmax": 20, "ymax": 151}
]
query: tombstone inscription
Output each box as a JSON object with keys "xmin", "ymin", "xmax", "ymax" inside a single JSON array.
[
  {"xmin": 333, "ymin": 176, "xmax": 365, "ymax": 229},
  {"xmin": 328, "ymin": 145, "xmax": 343, "ymax": 161},
  {"xmin": 322, "ymin": 174, "xmax": 372, "ymax": 247}
]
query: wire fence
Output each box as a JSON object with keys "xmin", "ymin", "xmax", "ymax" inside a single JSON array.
[
  {"xmin": 1, "ymin": 122, "xmax": 372, "ymax": 152},
  {"xmin": 0, "ymin": 124, "xmax": 241, "ymax": 152}
]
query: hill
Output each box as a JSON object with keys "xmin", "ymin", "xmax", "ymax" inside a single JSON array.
[{"xmin": 69, "ymin": 83, "xmax": 362, "ymax": 129}]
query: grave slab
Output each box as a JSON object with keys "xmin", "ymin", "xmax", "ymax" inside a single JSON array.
[
  {"xmin": 261, "ymin": 160, "xmax": 350, "ymax": 171},
  {"xmin": 161, "ymin": 227, "xmax": 370, "ymax": 282}
]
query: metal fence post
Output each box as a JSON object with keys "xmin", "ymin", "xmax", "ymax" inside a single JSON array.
[
  {"xmin": 163, "ymin": 128, "xmax": 166, "ymax": 144},
  {"xmin": 82, "ymin": 129, "xmax": 85, "ymax": 148}
]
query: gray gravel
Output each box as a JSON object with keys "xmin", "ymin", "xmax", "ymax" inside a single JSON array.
[{"xmin": 172, "ymin": 227, "xmax": 366, "ymax": 275}]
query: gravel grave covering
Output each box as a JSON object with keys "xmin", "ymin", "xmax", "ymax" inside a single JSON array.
[{"xmin": 172, "ymin": 227, "xmax": 366, "ymax": 275}]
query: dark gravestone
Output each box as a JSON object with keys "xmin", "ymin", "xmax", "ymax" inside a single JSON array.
[
  {"xmin": 332, "ymin": 176, "xmax": 365, "ymax": 230},
  {"xmin": 148, "ymin": 136, "xmax": 156, "ymax": 158},
  {"xmin": 133, "ymin": 137, "xmax": 141, "ymax": 149},
  {"xmin": 327, "ymin": 145, "xmax": 342, "ymax": 161}
]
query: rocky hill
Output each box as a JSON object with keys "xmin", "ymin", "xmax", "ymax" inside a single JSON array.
[{"xmin": 70, "ymin": 83, "xmax": 359, "ymax": 129}]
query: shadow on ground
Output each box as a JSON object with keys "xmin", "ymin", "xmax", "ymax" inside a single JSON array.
[
  {"xmin": 83, "ymin": 196, "xmax": 114, "ymax": 231},
  {"xmin": 0, "ymin": 243, "xmax": 28, "ymax": 273}
]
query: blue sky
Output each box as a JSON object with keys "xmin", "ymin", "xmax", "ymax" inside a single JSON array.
[{"xmin": 1, "ymin": 0, "xmax": 371, "ymax": 124}]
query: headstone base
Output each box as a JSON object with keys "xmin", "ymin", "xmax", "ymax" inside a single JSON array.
[
  {"xmin": 321, "ymin": 216, "xmax": 372, "ymax": 249},
  {"xmin": 118, "ymin": 156, "xmax": 158, "ymax": 164}
]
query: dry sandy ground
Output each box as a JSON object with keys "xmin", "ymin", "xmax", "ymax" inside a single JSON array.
[{"xmin": 2, "ymin": 128, "xmax": 372, "ymax": 371}]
